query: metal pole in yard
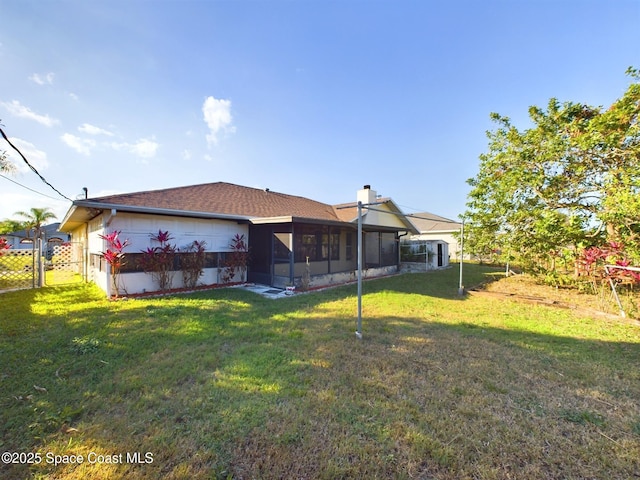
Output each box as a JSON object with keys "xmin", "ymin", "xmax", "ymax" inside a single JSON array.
[
  {"xmin": 32, "ymin": 236, "xmax": 36, "ymax": 289},
  {"xmin": 38, "ymin": 236, "xmax": 44, "ymax": 288},
  {"xmin": 356, "ymin": 201, "xmax": 363, "ymax": 339},
  {"xmin": 335, "ymin": 198, "xmax": 387, "ymax": 339},
  {"xmin": 458, "ymin": 221, "xmax": 464, "ymax": 296}
]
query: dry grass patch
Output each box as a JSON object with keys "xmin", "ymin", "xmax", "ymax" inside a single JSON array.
[{"xmin": 481, "ymin": 271, "xmax": 640, "ymax": 320}]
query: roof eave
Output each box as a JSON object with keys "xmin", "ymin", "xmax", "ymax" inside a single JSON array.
[
  {"xmin": 60, "ymin": 200, "xmax": 253, "ymax": 232},
  {"xmin": 249, "ymin": 216, "xmax": 352, "ymax": 227}
]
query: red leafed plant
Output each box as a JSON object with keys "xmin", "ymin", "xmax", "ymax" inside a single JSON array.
[
  {"xmin": 0, "ymin": 237, "xmax": 10, "ymax": 256},
  {"xmin": 99, "ymin": 230, "xmax": 130, "ymax": 297},
  {"xmin": 221, "ymin": 234, "xmax": 249, "ymax": 284},
  {"xmin": 579, "ymin": 241, "xmax": 639, "ymax": 285},
  {"xmin": 180, "ymin": 240, "xmax": 207, "ymax": 289},
  {"xmin": 138, "ymin": 230, "xmax": 177, "ymax": 291}
]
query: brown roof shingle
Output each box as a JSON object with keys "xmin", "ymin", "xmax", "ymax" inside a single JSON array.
[
  {"xmin": 408, "ymin": 212, "xmax": 461, "ymax": 233},
  {"xmin": 90, "ymin": 182, "xmax": 342, "ymax": 222}
]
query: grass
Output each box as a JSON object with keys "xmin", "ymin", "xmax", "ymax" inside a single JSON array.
[{"xmin": 1, "ymin": 264, "xmax": 639, "ymax": 479}]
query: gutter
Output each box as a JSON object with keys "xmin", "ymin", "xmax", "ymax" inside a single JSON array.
[
  {"xmin": 104, "ymin": 208, "xmax": 117, "ymax": 227},
  {"xmin": 67, "ymin": 200, "xmax": 255, "ymax": 224}
]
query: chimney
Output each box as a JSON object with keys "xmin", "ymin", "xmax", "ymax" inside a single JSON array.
[{"xmin": 357, "ymin": 184, "xmax": 377, "ymax": 204}]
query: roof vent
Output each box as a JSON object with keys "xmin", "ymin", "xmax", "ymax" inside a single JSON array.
[{"xmin": 363, "ymin": 184, "xmax": 371, "ymax": 190}]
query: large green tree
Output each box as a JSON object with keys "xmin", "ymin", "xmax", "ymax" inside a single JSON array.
[{"xmin": 463, "ymin": 68, "xmax": 640, "ymax": 272}]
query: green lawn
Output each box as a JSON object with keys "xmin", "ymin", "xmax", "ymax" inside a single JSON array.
[{"xmin": 1, "ymin": 264, "xmax": 639, "ymax": 479}]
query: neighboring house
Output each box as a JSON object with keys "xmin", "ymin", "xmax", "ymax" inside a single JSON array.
[
  {"xmin": 59, "ymin": 182, "xmax": 418, "ymax": 296},
  {"xmin": 1, "ymin": 223, "xmax": 71, "ymax": 249},
  {"xmin": 402, "ymin": 212, "xmax": 462, "ymax": 269}
]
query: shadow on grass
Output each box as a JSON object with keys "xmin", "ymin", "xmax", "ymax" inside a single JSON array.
[{"xmin": 1, "ymin": 275, "xmax": 639, "ymax": 479}]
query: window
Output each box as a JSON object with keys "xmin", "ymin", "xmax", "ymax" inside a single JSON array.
[
  {"xmin": 346, "ymin": 233, "xmax": 353, "ymax": 261},
  {"xmin": 294, "ymin": 225, "xmax": 333, "ymax": 262},
  {"xmin": 380, "ymin": 233, "xmax": 397, "ymax": 266},
  {"xmin": 300, "ymin": 233, "xmax": 318, "ymax": 260},
  {"xmin": 274, "ymin": 233, "xmax": 291, "ymax": 260},
  {"xmin": 330, "ymin": 231, "xmax": 340, "ymax": 260}
]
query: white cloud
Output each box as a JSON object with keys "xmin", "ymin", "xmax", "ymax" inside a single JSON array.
[
  {"xmin": 130, "ymin": 138, "xmax": 159, "ymax": 158},
  {"xmin": 69, "ymin": 92, "xmax": 79, "ymax": 101},
  {"xmin": 29, "ymin": 72, "xmax": 55, "ymax": 85},
  {"xmin": 0, "ymin": 191, "xmax": 68, "ymax": 224},
  {"xmin": 202, "ymin": 96, "xmax": 235, "ymax": 146},
  {"xmin": 78, "ymin": 123, "xmax": 114, "ymax": 136},
  {"xmin": 182, "ymin": 149, "xmax": 192, "ymax": 161},
  {"xmin": 110, "ymin": 138, "xmax": 159, "ymax": 160},
  {"xmin": 1, "ymin": 100, "xmax": 59, "ymax": 127},
  {"xmin": 61, "ymin": 133, "xmax": 96, "ymax": 156},
  {"xmin": 0, "ymin": 137, "xmax": 49, "ymax": 172}
]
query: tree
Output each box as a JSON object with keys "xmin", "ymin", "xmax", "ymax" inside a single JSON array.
[
  {"xmin": 580, "ymin": 68, "xmax": 640, "ymax": 261},
  {"xmin": 0, "ymin": 151, "xmax": 15, "ymax": 174},
  {"xmin": 463, "ymin": 68, "xmax": 640, "ymax": 273},
  {"xmin": 13, "ymin": 207, "xmax": 57, "ymax": 239},
  {"xmin": 0, "ymin": 119, "xmax": 17, "ymax": 174},
  {"xmin": 0, "ymin": 219, "xmax": 27, "ymax": 235}
]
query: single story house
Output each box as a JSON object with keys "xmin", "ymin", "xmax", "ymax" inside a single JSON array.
[
  {"xmin": 59, "ymin": 182, "xmax": 418, "ymax": 296},
  {"xmin": 401, "ymin": 212, "xmax": 462, "ymax": 269},
  {"xmin": 1, "ymin": 222, "xmax": 71, "ymax": 249}
]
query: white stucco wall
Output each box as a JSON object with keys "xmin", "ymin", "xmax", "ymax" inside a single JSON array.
[
  {"xmin": 83, "ymin": 211, "xmax": 248, "ymax": 296},
  {"xmin": 362, "ymin": 205, "xmax": 408, "ymax": 230},
  {"xmin": 402, "ymin": 239, "xmax": 450, "ymax": 269},
  {"xmin": 104, "ymin": 212, "xmax": 247, "ymax": 253},
  {"xmin": 408, "ymin": 231, "xmax": 461, "ymax": 261}
]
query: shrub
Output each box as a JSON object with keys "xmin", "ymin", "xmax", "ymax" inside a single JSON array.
[
  {"xmin": 138, "ymin": 230, "xmax": 177, "ymax": 291},
  {"xmin": 0, "ymin": 237, "xmax": 10, "ymax": 256},
  {"xmin": 180, "ymin": 240, "xmax": 207, "ymax": 289},
  {"xmin": 98, "ymin": 230, "xmax": 130, "ymax": 297},
  {"xmin": 221, "ymin": 234, "xmax": 248, "ymax": 284}
]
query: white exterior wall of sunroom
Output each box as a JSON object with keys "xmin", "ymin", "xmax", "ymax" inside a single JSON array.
[{"xmin": 70, "ymin": 211, "xmax": 248, "ymax": 296}]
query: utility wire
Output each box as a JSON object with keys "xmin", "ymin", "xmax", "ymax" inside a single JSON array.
[
  {"xmin": 0, "ymin": 173, "xmax": 65, "ymax": 201},
  {"xmin": 354, "ymin": 205, "xmax": 462, "ymax": 224},
  {"xmin": 397, "ymin": 204, "xmax": 462, "ymax": 223},
  {"xmin": 341, "ymin": 202, "xmax": 461, "ymax": 224},
  {"xmin": 405, "ymin": 213, "xmax": 462, "ymax": 223},
  {"xmin": 0, "ymin": 126, "xmax": 72, "ymax": 201}
]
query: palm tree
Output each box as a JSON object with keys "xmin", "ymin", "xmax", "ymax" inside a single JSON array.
[{"xmin": 14, "ymin": 207, "xmax": 57, "ymax": 239}]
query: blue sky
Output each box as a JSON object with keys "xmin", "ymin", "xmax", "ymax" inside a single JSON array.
[{"xmin": 1, "ymin": 0, "xmax": 638, "ymax": 226}]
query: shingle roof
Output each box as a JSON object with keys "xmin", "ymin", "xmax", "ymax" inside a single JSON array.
[
  {"xmin": 332, "ymin": 198, "xmax": 393, "ymax": 223},
  {"xmin": 87, "ymin": 182, "xmax": 342, "ymax": 222},
  {"xmin": 4, "ymin": 223, "xmax": 66, "ymax": 239},
  {"xmin": 407, "ymin": 212, "xmax": 461, "ymax": 233}
]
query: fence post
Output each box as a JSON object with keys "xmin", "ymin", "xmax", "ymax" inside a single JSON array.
[{"xmin": 38, "ymin": 238, "xmax": 45, "ymax": 287}]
